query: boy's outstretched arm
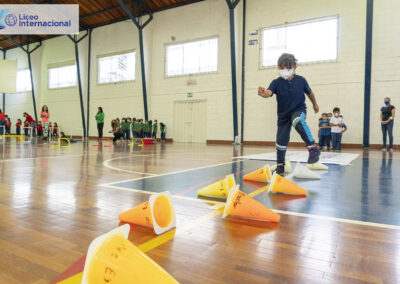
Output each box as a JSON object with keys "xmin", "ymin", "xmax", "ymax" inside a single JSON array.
[
  {"xmin": 307, "ymin": 92, "xmax": 319, "ymax": 113},
  {"xmin": 258, "ymin": 87, "xmax": 273, "ymax": 98}
]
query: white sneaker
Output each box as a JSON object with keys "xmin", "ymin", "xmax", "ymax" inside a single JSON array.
[
  {"xmin": 380, "ymin": 147, "xmax": 387, "ymax": 152},
  {"xmin": 389, "ymin": 148, "xmax": 394, "ymax": 153}
]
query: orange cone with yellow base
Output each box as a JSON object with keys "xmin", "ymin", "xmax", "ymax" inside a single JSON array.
[
  {"xmin": 118, "ymin": 191, "xmax": 176, "ymax": 235},
  {"xmin": 243, "ymin": 165, "xmax": 272, "ymax": 183},
  {"xmin": 268, "ymin": 173, "xmax": 307, "ymax": 196},
  {"xmin": 223, "ymin": 185, "xmax": 280, "ymax": 223},
  {"xmin": 81, "ymin": 224, "xmax": 178, "ymax": 284},
  {"xmin": 197, "ymin": 174, "xmax": 236, "ymax": 198}
]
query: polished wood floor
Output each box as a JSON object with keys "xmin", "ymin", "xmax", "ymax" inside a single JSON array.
[{"xmin": 0, "ymin": 140, "xmax": 399, "ymax": 284}]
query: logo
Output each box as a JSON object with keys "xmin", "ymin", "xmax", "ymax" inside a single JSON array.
[
  {"xmin": 5, "ymin": 13, "xmax": 17, "ymax": 27},
  {"xmin": 0, "ymin": 9, "xmax": 9, "ymax": 29}
]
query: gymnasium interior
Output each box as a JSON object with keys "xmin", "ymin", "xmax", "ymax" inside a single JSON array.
[{"xmin": 0, "ymin": 0, "xmax": 399, "ymax": 283}]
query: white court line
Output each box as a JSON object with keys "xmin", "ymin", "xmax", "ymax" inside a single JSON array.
[
  {"xmin": 100, "ymin": 160, "xmax": 244, "ymax": 187},
  {"xmin": 273, "ymin": 210, "xmax": 400, "ymax": 230},
  {"xmin": 103, "ymin": 183, "xmax": 400, "ymax": 231},
  {"xmin": 103, "ymin": 155, "xmax": 158, "ymax": 176},
  {"xmin": 0, "ymin": 153, "xmax": 99, "ymax": 163}
]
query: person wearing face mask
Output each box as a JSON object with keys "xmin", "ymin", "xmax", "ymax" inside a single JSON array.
[
  {"xmin": 319, "ymin": 113, "xmax": 331, "ymax": 151},
  {"xmin": 380, "ymin": 97, "xmax": 395, "ymax": 152},
  {"xmin": 330, "ymin": 107, "xmax": 344, "ymax": 152},
  {"xmin": 258, "ymin": 53, "xmax": 320, "ymax": 176}
]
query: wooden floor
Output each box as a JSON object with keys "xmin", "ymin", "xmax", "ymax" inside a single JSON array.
[{"xmin": 0, "ymin": 139, "xmax": 399, "ymax": 284}]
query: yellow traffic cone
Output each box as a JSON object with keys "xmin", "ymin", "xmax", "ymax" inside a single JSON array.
[
  {"xmin": 81, "ymin": 224, "xmax": 178, "ymax": 284},
  {"xmin": 243, "ymin": 165, "xmax": 272, "ymax": 183},
  {"xmin": 269, "ymin": 173, "xmax": 307, "ymax": 196},
  {"xmin": 197, "ymin": 174, "xmax": 236, "ymax": 198},
  {"xmin": 118, "ymin": 192, "xmax": 176, "ymax": 235},
  {"xmin": 223, "ymin": 185, "xmax": 280, "ymax": 223}
]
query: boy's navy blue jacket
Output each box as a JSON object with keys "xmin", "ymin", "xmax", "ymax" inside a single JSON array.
[{"xmin": 267, "ymin": 75, "xmax": 312, "ymax": 122}]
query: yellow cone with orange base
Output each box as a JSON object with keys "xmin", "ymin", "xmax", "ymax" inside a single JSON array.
[
  {"xmin": 118, "ymin": 191, "xmax": 176, "ymax": 235},
  {"xmin": 243, "ymin": 165, "xmax": 272, "ymax": 183},
  {"xmin": 268, "ymin": 173, "xmax": 307, "ymax": 196},
  {"xmin": 223, "ymin": 185, "xmax": 280, "ymax": 223},
  {"xmin": 197, "ymin": 174, "xmax": 236, "ymax": 198},
  {"xmin": 81, "ymin": 224, "xmax": 178, "ymax": 284}
]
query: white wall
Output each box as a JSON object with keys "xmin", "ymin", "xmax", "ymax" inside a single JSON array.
[
  {"xmin": 370, "ymin": 0, "xmax": 400, "ymax": 145},
  {"xmin": 89, "ymin": 21, "xmax": 143, "ymax": 137},
  {"xmin": 149, "ymin": 0, "xmax": 233, "ymax": 141},
  {"xmin": 3, "ymin": 45, "xmax": 42, "ymax": 129},
  {"xmin": 2, "ymin": 0, "xmax": 398, "ymax": 145},
  {"xmin": 244, "ymin": 0, "xmax": 366, "ymax": 144},
  {"xmin": 39, "ymin": 34, "xmax": 83, "ymax": 135}
]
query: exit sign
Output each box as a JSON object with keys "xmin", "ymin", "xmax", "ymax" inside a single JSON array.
[{"xmin": 187, "ymin": 93, "xmax": 193, "ymax": 98}]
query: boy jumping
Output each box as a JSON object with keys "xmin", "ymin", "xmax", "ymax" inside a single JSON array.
[{"xmin": 258, "ymin": 53, "xmax": 320, "ymax": 175}]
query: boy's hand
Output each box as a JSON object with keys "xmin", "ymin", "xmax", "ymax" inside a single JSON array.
[
  {"xmin": 313, "ymin": 104, "xmax": 319, "ymax": 113},
  {"xmin": 258, "ymin": 87, "xmax": 267, "ymax": 98}
]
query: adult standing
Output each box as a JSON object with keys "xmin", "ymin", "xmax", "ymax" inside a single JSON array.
[
  {"xmin": 95, "ymin": 107, "xmax": 104, "ymax": 138},
  {"xmin": 0, "ymin": 109, "xmax": 5, "ymax": 135},
  {"xmin": 380, "ymin": 97, "xmax": 395, "ymax": 152},
  {"xmin": 23, "ymin": 112, "xmax": 36, "ymax": 136},
  {"xmin": 41, "ymin": 105, "xmax": 50, "ymax": 139}
]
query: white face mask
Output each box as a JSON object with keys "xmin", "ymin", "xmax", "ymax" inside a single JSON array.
[
  {"xmin": 334, "ymin": 113, "xmax": 339, "ymax": 117},
  {"xmin": 279, "ymin": 68, "xmax": 294, "ymax": 80}
]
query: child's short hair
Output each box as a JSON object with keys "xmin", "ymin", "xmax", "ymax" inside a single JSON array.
[
  {"xmin": 319, "ymin": 118, "xmax": 323, "ymax": 121},
  {"xmin": 333, "ymin": 107, "xmax": 340, "ymax": 113},
  {"xmin": 322, "ymin": 113, "xmax": 327, "ymax": 116},
  {"xmin": 277, "ymin": 53, "xmax": 297, "ymax": 69}
]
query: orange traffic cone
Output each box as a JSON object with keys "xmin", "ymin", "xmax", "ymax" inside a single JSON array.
[
  {"xmin": 118, "ymin": 192, "xmax": 176, "ymax": 235},
  {"xmin": 223, "ymin": 185, "xmax": 280, "ymax": 223},
  {"xmin": 243, "ymin": 165, "xmax": 272, "ymax": 183},
  {"xmin": 197, "ymin": 174, "xmax": 236, "ymax": 198},
  {"xmin": 268, "ymin": 173, "xmax": 307, "ymax": 196},
  {"xmin": 81, "ymin": 224, "xmax": 178, "ymax": 284}
]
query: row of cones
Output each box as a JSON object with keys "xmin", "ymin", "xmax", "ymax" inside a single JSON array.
[
  {"xmin": 198, "ymin": 161, "xmax": 326, "ymax": 199},
  {"xmin": 197, "ymin": 160, "xmax": 329, "ymax": 224},
  {"xmin": 80, "ymin": 161, "xmax": 328, "ymax": 283}
]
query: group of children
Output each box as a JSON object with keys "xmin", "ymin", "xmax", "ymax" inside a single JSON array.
[
  {"xmin": 22, "ymin": 121, "xmax": 59, "ymax": 138},
  {"xmin": 318, "ymin": 107, "xmax": 347, "ymax": 151},
  {"xmin": 111, "ymin": 117, "xmax": 167, "ymax": 142},
  {"xmin": 4, "ymin": 116, "xmax": 59, "ymax": 138}
]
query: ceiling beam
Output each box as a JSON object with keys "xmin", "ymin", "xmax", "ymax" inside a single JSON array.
[
  {"xmin": 1, "ymin": 0, "xmax": 207, "ymax": 51},
  {"xmin": 80, "ymin": 1, "xmax": 132, "ymax": 19}
]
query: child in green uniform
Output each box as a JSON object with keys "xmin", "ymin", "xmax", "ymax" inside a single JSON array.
[
  {"xmin": 152, "ymin": 120, "xmax": 158, "ymax": 139},
  {"xmin": 139, "ymin": 119, "xmax": 145, "ymax": 138},
  {"xmin": 132, "ymin": 118, "xmax": 137, "ymax": 138},
  {"xmin": 120, "ymin": 118, "xmax": 127, "ymax": 140},
  {"xmin": 144, "ymin": 120, "xmax": 149, "ymax": 138},
  {"xmin": 160, "ymin": 122, "xmax": 166, "ymax": 142},
  {"xmin": 148, "ymin": 120, "xmax": 153, "ymax": 138},
  {"xmin": 126, "ymin": 118, "xmax": 132, "ymax": 141}
]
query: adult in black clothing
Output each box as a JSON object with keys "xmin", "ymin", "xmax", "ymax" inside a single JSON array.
[{"xmin": 380, "ymin": 97, "xmax": 395, "ymax": 152}]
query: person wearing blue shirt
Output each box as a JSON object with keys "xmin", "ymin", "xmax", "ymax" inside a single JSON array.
[
  {"xmin": 319, "ymin": 113, "xmax": 331, "ymax": 150},
  {"xmin": 258, "ymin": 53, "xmax": 320, "ymax": 175}
]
